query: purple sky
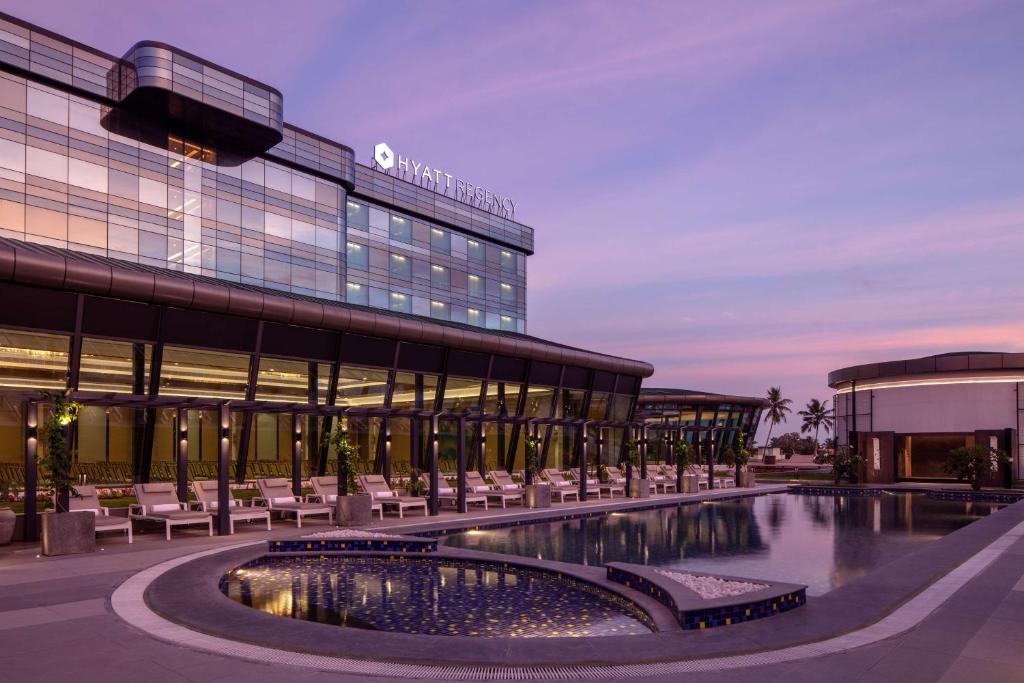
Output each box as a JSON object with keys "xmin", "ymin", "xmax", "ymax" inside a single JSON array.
[{"xmin": 8, "ymin": 1, "xmax": 1024, "ymax": 441}]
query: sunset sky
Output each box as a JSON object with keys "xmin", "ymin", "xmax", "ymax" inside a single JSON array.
[{"xmin": 8, "ymin": 0, "xmax": 1024, "ymax": 440}]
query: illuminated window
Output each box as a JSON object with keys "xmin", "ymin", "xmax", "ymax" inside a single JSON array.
[
  {"xmin": 346, "ymin": 241, "xmax": 367, "ymax": 270},
  {"xmin": 389, "ymin": 253, "xmax": 411, "ymax": 280},
  {"xmin": 430, "ymin": 264, "xmax": 450, "ymax": 289},
  {"xmin": 390, "ymin": 292, "xmax": 411, "ymax": 313}
]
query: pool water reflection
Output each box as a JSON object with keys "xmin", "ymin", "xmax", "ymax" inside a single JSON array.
[
  {"xmin": 443, "ymin": 493, "xmax": 1003, "ymax": 595},
  {"xmin": 221, "ymin": 555, "xmax": 653, "ymax": 637}
]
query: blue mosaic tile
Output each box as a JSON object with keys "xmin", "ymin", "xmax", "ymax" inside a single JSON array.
[
  {"xmin": 222, "ymin": 554, "xmax": 654, "ymax": 638},
  {"xmin": 925, "ymin": 490, "xmax": 1023, "ymax": 503},
  {"xmin": 790, "ymin": 486, "xmax": 883, "ymax": 497},
  {"xmin": 267, "ymin": 538, "xmax": 437, "ymax": 554}
]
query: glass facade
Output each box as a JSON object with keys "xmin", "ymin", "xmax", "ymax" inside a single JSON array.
[{"xmin": 635, "ymin": 391, "xmax": 764, "ymax": 458}]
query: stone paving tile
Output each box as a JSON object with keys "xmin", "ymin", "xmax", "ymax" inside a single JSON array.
[
  {"xmin": 938, "ymin": 655, "xmax": 1024, "ymax": 683},
  {"xmin": 959, "ymin": 632, "xmax": 1024, "ymax": 667},
  {"xmin": 856, "ymin": 643, "xmax": 959, "ymax": 682}
]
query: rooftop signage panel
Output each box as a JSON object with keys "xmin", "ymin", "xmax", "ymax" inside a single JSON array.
[{"xmin": 371, "ymin": 142, "xmax": 517, "ymax": 219}]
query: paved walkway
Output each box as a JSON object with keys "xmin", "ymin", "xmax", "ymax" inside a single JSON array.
[{"xmin": 1, "ymin": 485, "xmax": 1021, "ymax": 682}]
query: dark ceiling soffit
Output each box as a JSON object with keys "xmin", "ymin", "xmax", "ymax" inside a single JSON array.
[
  {"xmin": 827, "ymin": 351, "xmax": 1024, "ymax": 388},
  {"xmin": 0, "ymin": 241, "xmax": 653, "ymax": 378}
]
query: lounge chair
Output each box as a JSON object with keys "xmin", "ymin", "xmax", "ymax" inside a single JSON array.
[
  {"xmin": 569, "ymin": 467, "xmax": 624, "ymax": 498},
  {"xmin": 646, "ymin": 464, "xmax": 678, "ymax": 493},
  {"xmin": 539, "ymin": 469, "xmax": 582, "ymax": 503},
  {"xmin": 66, "ymin": 485, "xmax": 132, "ymax": 543},
  {"xmin": 308, "ymin": 476, "xmax": 383, "ymax": 519},
  {"xmin": 464, "ymin": 471, "xmax": 524, "ymax": 507},
  {"xmin": 610, "ymin": 465, "xmax": 656, "ymax": 494},
  {"xmin": 255, "ymin": 478, "xmax": 334, "ymax": 527},
  {"xmin": 488, "ymin": 469, "xmax": 526, "ymax": 492},
  {"xmin": 191, "ymin": 480, "xmax": 271, "ymax": 534},
  {"xmin": 130, "ymin": 483, "xmax": 212, "ymax": 540},
  {"xmin": 418, "ymin": 473, "xmax": 489, "ymax": 510},
  {"xmin": 357, "ymin": 474, "xmax": 428, "ymax": 518}
]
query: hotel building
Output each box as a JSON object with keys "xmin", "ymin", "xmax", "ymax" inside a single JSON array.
[{"xmin": 0, "ymin": 12, "xmax": 657, "ymax": 527}]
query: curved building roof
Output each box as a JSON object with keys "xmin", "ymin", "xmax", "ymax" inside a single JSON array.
[
  {"xmin": 827, "ymin": 351, "xmax": 1024, "ymax": 388},
  {"xmin": 638, "ymin": 388, "xmax": 767, "ymax": 407}
]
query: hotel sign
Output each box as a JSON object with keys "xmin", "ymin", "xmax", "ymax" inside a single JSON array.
[{"xmin": 371, "ymin": 142, "xmax": 517, "ymax": 219}]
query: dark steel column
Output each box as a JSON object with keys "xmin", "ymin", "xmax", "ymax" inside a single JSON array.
[
  {"xmin": 478, "ymin": 421, "xmax": 486, "ymax": 476},
  {"xmin": 428, "ymin": 414, "xmax": 439, "ymax": 516},
  {"xmin": 66, "ymin": 294, "xmax": 84, "ymax": 391},
  {"xmin": 456, "ymin": 416, "xmax": 467, "ymax": 513},
  {"xmin": 176, "ymin": 408, "xmax": 188, "ymax": 503},
  {"xmin": 706, "ymin": 431, "xmax": 716, "ymax": 490},
  {"xmin": 578, "ymin": 422, "xmax": 588, "ymax": 501},
  {"xmin": 217, "ymin": 403, "xmax": 231, "ymax": 535},
  {"xmin": 674, "ymin": 429, "xmax": 684, "ymax": 492},
  {"xmin": 139, "ymin": 307, "xmax": 167, "ymax": 484},
  {"xmin": 317, "ymin": 336, "xmax": 344, "ymax": 476},
  {"xmin": 306, "ymin": 363, "xmax": 318, "ymax": 484},
  {"xmin": 640, "ymin": 425, "xmax": 648, "ymax": 480},
  {"xmin": 235, "ymin": 321, "xmax": 264, "ymax": 484},
  {"xmin": 292, "ymin": 414, "xmax": 302, "ymax": 497},
  {"xmin": 131, "ymin": 343, "xmax": 146, "ymax": 481},
  {"xmin": 23, "ymin": 402, "xmax": 38, "ymax": 542}
]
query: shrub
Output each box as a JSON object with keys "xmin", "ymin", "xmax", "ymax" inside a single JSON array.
[
  {"xmin": 945, "ymin": 445, "xmax": 1009, "ymax": 490},
  {"xmin": 821, "ymin": 446, "xmax": 863, "ymax": 485}
]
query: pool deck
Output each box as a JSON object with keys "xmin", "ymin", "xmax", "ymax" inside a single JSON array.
[{"xmin": 1, "ymin": 483, "xmax": 1022, "ymax": 682}]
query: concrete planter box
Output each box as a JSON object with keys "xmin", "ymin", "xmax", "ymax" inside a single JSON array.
[
  {"xmin": 628, "ymin": 479, "xmax": 651, "ymax": 498},
  {"xmin": 0, "ymin": 507, "xmax": 14, "ymax": 545},
  {"xmin": 524, "ymin": 483, "xmax": 551, "ymax": 508},
  {"xmin": 41, "ymin": 510, "xmax": 95, "ymax": 556},
  {"xmin": 739, "ymin": 471, "xmax": 756, "ymax": 488},
  {"xmin": 682, "ymin": 474, "xmax": 700, "ymax": 494},
  {"xmin": 336, "ymin": 494, "xmax": 373, "ymax": 527}
]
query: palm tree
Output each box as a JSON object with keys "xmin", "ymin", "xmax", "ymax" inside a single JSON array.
[
  {"xmin": 761, "ymin": 386, "xmax": 792, "ymax": 453},
  {"xmin": 798, "ymin": 399, "xmax": 834, "ymax": 455}
]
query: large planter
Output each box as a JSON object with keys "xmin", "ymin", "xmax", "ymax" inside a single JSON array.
[
  {"xmin": 739, "ymin": 471, "xmax": 756, "ymax": 488},
  {"xmin": 628, "ymin": 479, "xmax": 651, "ymax": 499},
  {"xmin": 0, "ymin": 507, "xmax": 15, "ymax": 545},
  {"xmin": 682, "ymin": 474, "xmax": 700, "ymax": 494},
  {"xmin": 336, "ymin": 493, "xmax": 373, "ymax": 527},
  {"xmin": 524, "ymin": 483, "xmax": 551, "ymax": 509},
  {"xmin": 41, "ymin": 510, "xmax": 95, "ymax": 556}
]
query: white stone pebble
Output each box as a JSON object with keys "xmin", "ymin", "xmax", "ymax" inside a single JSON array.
[
  {"xmin": 654, "ymin": 570, "xmax": 766, "ymax": 599},
  {"xmin": 302, "ymin": 528, "xmax": 400, "ymax": 539}
]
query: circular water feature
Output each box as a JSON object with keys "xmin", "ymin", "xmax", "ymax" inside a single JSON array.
[{"xmin": 221, "ymin": 555, "xmax": 653, "ymax": 638}]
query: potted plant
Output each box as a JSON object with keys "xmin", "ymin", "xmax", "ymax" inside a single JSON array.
[
  {"xmin": 523, "ymin": 436, "xmax": 550, "ymax": 508},
  {"xmin": 0, "ymin": 479, "xmax": 15, "ymax": 545},
  {"xmin": 39, "ymin": 392, "xmax": 94, "ymax": 556},
  {"xmin": 330, "ymin": 422, "xmax": 372, "ymax": 526},
  {"xmin": 944, "ymin": 444, "xmax": 1009, "ymax": 491},
  {"xmin": 597, "ymin": 462, "xmax": 609, "ymax": 483},
  {"xmin": 819, "ymin": 445, "xmax": 863, "ymax": 485},
  {"xmin": 735, "ymin": 432, "xmax": 755, "ymax": 487},
  {"xmin": 624, "ymin": 439, "xmax": 647, "ymax": 498},
  {"xmin": 673, "ymin": 441, "xmax": 699, "ymax": 493},
  {"xmin": 407, "ymin": 468, "xmax": 429, "ymax": 497}
]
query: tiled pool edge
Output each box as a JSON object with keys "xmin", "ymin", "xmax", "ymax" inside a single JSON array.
[{"xmin": 110, "ymin": 509, "xmax": 1024, "ymax": 678}]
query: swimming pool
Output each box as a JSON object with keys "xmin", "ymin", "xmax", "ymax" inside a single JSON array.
[
  {"xmin": 221, "ymin": 555, "xmax": 653, "ymax": 637},
  {"xmin": 442, "ymin": 492, "xmax": 1003, "ymax": 595}
]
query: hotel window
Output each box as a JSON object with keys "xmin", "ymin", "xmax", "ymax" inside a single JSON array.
[
  {"xmin": 467, "ymin": 308, "xmax": 482, "ymax": 327},
  {"xmin": 255, "ymin": 357, "xmax": 309, "ymax": 402},
  {"xmin": 430, "ymin": 227, "xmax": 450, "ymax": 254},
  {"xmin": 0, "ymin": 329, "xmax": 69, "ymax": 390},
  {"xmin": 390, "ymin": 291, "xmax": 412, "ymax": 313},
  {"xmin": 500, "ymin": 315, "xmax": 516, "ymax": 331},
  {"xmin": 430, "ymin": 300, "xmax": 450, "ymax": 321},
  {"xmin": 468, "ymin": 274, "xmax": 484, "ymax": 298},
  {"xmin": 500, "ymin": 250, "xmax": 515, "ymax": 273},
  {"xmin": 346, "ymin": 200, "xmax": 369, "ymax": 229},
  {"xmin": 430, "ymin": 264, "xmax": 450, "ymax": 289},
  {"xmin": 160, "ymin": 347, "xmax": 249, "ymax": 399},
  {"xmin": 346, "ymin": 282, "xmax": 368, "ymax": 305},
  {"xmin": 467, "ymin": 239, "xmax": 484, "ymax": 263},
  {"xmin": 346, "ymin": 241, "xmax": 368, "ymax": 271},
  {"xmin": 390, "ymin": 215, "xmax": 411, "ymax": 243},
  {"xmin": 500, "ymin": 282, "xmax": 515, "ymax": 305},
  {"xmin": 78, "ymin": 338, "xmax": 137, "ymax": 393},
  {"xmin": 390, "ymin": 253, "xmax": 411, "ymax": 280}
]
